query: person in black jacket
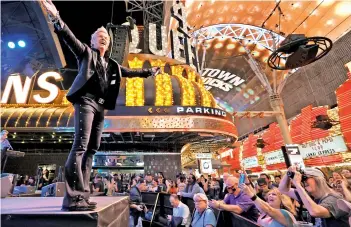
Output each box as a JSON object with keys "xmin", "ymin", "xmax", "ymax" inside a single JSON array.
[{"xmin": 41, "ymin": 0, "xmax": 159, "ymax": 212}]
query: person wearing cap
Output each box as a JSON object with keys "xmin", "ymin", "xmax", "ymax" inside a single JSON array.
[
  {"xmin": 279, "ymin": 166, "xmax": 349, "ymax": 227},
  {"xmin": 41, "ymin": 0, "xmax": 159, "ymax": 212},
  {"xmin": 209, "ymin": 176, "xmax": 259, "ymax": 222}
]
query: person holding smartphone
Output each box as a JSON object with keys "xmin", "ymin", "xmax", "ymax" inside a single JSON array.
[{"xmin": 239, "ymin": 171, "xmax": 297, "ymax": 227}]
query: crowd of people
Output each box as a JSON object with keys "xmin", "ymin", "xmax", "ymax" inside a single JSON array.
[
  {"xmin": 11, "ymin": 167, "xmax": 351, "ymax": 227},
  {"xmin": 120, "ymin": 168, "xmax": 351, "ymax": 227}
]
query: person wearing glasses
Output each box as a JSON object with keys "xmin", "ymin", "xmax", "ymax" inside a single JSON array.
[
  {"xmin": 209, "ymin": 176, "xmax": 259, "ymax": 222},
  {"xmin": 279, "ymin": 166, "xmax": 349, "ymax": 227},
  {"xmin": 191, "ymin": 193, "xmax": 217, "ymax": 227}
]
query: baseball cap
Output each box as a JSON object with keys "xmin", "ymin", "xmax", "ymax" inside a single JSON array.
[{"xmin": 303, "ymin": 168, "xmax": 325, "ymax": 178}]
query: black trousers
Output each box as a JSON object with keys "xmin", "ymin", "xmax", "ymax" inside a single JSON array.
[{"xmin": 62, "ymin": 97, "xmax": 105, "ymax": 208}]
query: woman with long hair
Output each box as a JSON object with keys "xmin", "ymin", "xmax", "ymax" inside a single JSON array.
[
  {"xmin": 279, "ymin": 166, "xmax": 349, "ymax": 227},
  {"xmin": 240, "ymin": 183, "xmax": 296, "ymax": 227}
]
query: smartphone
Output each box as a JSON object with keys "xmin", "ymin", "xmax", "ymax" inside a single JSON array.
[{"xmin": 239, "ymin": 173, "xmax": 245, "ymax": 185}]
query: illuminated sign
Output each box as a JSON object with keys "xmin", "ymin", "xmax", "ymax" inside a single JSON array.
[
  {"xmin": 298, "ymin": 135, "xmax": 348, "ymax": 159},
  {"xmin": 242, "ymin": 156, "xmax": 259, "ymax": 169},
  {"xmin": 202, "ymin": 68, "xmax": 245, "ymax": 92},
  {"xmin": 129, "ymin": 1, "xmax": 199, "ymax": 71},
  {"xmin": 1, "ymin": 72, "xmax": 63, "ymax": 104},
  {"xmin": 264, "ymin": 149, "xmax": 285, "ymax": 165},
  {"xmin": 195, "ymin": 153, "xmax": 212, "ymax": 159},
  {"xmin": 176, "ymin": 106, "xmax": 227, "ymax": 117},
  {"xmin": 200, "ymin": 159, "xmax": 213, "ymax": 174}
]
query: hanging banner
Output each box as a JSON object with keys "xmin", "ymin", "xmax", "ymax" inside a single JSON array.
[
  {"xmin": 242, "ymin": 156, "xmax": 259, "ymax": 169},
  {"xmin": 200, "ymin": 159, "xmax": 213, "ymax": 174},
  {"xmin": 264, "ymin": 149, "xmax": 285, "ymax": 165},
  {"xmin": 298, "ymin": 135, "xmax": 348, "ymax": 159}
]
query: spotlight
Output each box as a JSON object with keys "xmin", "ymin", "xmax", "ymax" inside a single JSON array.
[
  {"xmin": 8, "ymin": 41, "xmax": 15, "ymax": 49},
  {"xmin": 311, "ymin": 115, "xmax": 339, "ymax": 130},
  {"xmin": 268, "ymin": 34, "xmax": 332, "ymax": 70},
  {"xmin": 18, "ymin": 40, "xmax": 26, "ymax": 48},
  {"xmin": 255, "ymin": 138, "xmax": 269, "ymax": 149}
]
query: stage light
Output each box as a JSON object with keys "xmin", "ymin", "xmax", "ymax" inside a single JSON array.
[
  {"xmin": 18, "ymin": 40, "xmax": 26, "ymax": 48},
  {"xmin": 8, "ymin": 42, "xmax": 15, "ymax": 49},
  {"xmin": 268, "ymin": 34, "xmax": 332, "ymax": 70}
]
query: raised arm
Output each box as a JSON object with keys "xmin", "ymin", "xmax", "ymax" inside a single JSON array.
[
  {"xmin": 120, "ymin": 66, "xmax": 152, "ymax": 78},
  {"xmin": 181, "ymin": 183, "xmax": 200, "ymax": 198},
  {"xmin": 290, "ymin": 169, "xmax": 331, "ymax": 218},
  {"xmin": 41, "ymin": 0, "xmax": 86, "ymax": 58},
  {"xmin": 120, "ymin": 66, "xmax": 160, "ymax": 78},
  {"xmin": 240, "ymin": 184, "xmax": 293, "ymax": 226},
  {"xmin": 278, "ymin": 171, "xmax": 299, "ymax": 200}
]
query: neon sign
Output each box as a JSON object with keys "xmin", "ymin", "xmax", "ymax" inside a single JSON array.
[
  {"xmin": 202, "ymin": 68, "xmax": 245, "ymax": 92},
  {"xmin": 1, "ymin": 72, "xmax": 63, "ymax": 104},
  {"xmin": 129, "ymin": 1, "xmax": 199, "ymax": 71}
]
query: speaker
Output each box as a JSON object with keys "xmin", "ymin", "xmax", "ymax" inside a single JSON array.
[
  {"xmin": 0, "ymin": 175, "xmax": 13, "ymax": 198},
  {"xmin": 41, "ymin": 182, "xmax": 65, "ymax": 197},
  {"xmin": 107, "ymin": 25, "xmax": 131, "ymax": 66}
]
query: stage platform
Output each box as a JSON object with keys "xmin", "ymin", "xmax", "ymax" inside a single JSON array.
[{"xmin": 1, "ymin": 196, "xmax": 129, "ymax": 227}]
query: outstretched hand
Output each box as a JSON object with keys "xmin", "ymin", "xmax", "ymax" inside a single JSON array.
[{"xmin": 41, "ymin": 0, "xmax": 58, "ymax": 18}]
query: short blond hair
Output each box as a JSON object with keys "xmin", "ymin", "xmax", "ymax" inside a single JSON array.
[{"xmin": 91, "ymin": 26, "xmax": 109, "ymax": 41}]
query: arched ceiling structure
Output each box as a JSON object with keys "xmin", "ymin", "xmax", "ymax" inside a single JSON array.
[{"xmin": 169, "ymin": 0, "xmax": 351, "ymax": 136}]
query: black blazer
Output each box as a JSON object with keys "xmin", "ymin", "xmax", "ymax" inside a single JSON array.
[{"xmin": 54, "ymin": 20, "xmax": 152, "ymax": 110}]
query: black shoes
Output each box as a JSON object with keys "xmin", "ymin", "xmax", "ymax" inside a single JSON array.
[{"xmin": 62, "ymin": 196, "xmax": 96, "ymax": 211}]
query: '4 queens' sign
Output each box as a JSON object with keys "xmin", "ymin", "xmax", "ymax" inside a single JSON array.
[{"xmin": 129, "ymin": 2, "xmax": 200, "ymax": 71}]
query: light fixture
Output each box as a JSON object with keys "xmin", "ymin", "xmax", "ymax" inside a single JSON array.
[
  {"xmin": 227, "ymin": 44, "xmax": 235, "ymax": 49},
  {"xmin": 268, "ymin": 34, "xmax": 332, "ymax": 70},
  {"xmin": 214, "ymin": 43, "xmax": 223, "ymax": 49},
  {"xmin": 18, "ymin": 40, "xmax": 26, "ymax": 48},
  {"xmin": 311, "ymin": 115, "xmax": 339, "ymax": 130},
  {"xmin": 255, "ymin": 138, "xmax": 269, "ymax": 148},
  {"xmin": 8, "ymin": 42, "xmax": 15, "ymax": 49}
]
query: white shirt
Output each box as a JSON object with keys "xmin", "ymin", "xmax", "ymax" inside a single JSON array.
[{"xmin": 173, "ymin": 201, "xmax": 191, "ymax": 227}]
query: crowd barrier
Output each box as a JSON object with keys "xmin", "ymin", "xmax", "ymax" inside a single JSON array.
[{"xmin": 139, "ymin": 192, "xmax": 261, "ymax": 227}]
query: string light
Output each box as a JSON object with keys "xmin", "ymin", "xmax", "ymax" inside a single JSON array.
[
  {"xmin": 148, "ymin": 23, "xmax": 168, "ymax": 56},
  {"xmin": 129, "ymin": 26, "xmax": 142, "ymax": 53}
]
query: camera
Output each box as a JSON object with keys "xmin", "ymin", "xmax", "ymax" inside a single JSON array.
[{"xmin": 287, "ymin": 169, "xmax": 307, "ymax": 181}]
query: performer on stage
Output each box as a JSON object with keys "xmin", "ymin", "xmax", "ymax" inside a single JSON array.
[
  {"xmin": 42, "ymin": 0, "xmax": 159, "ymax": 211},
  {"xmin": 1, "ymin": 130, "xmax": 13, "ymax": 172}
]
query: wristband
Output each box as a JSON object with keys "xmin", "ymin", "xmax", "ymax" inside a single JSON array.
[{"xmin": 250, "ymin": 195, "xmax": 257, "ymax": 201}]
